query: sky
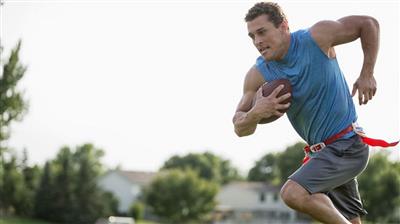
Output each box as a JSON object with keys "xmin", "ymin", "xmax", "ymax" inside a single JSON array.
[{"xmin": 1, "ymin": 0, "xmax": 399, "ymax": 174}]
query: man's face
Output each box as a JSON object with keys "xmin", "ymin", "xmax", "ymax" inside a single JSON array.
[{"xmin": 247, "ymin": 14, "xmax": 288, "ymax": 61}]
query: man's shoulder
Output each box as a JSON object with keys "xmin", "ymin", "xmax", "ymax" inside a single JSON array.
[
  {"xmin": 291, "ymin": 28, "xmax": 319, "ymax": 51},
  {"xmin": 291, "ymin": 28, "xmax": 311, "ymax": 39}
]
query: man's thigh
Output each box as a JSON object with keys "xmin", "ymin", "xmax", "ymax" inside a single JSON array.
[{"xmin": 289, "ymin": 135, "xmax": 369, "ymax": 194}]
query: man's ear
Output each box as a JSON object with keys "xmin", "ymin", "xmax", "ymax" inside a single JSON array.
[{"xmin": 280, "ymin": 20, "xmax": 289, "ymax": 31}]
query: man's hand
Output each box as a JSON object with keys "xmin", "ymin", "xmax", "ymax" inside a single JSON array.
[
  {"xmin": 352, "ymin": 75, "xmax": 377, "ymax": 105},
  {"xmin": 252, "ymin": 84, "xmax": 291, "ymax": 120}
]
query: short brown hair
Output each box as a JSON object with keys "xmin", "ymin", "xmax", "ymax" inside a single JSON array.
[{"xmin": 245, "ymin": 2, "xmax": 287, "ymax": 28}]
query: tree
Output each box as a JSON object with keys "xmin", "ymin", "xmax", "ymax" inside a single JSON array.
[
  {"xmin": 0, "ymin": 155, "xmax": 25, "ymax": 215},
  {"xmin": 34, "ymin": 144, "xmax": 118, "ymax": 223},
  {"xmin": 21, "ymin": 148, "xmax": 41, "ymax": 192},
  {"xmin": 219, "ymin": 158, "xmax": 242, "ymax": 184},
  {"xmin": 358, "ymin": 153, "xmax": 400, "ymax": 223},
  {"xmin": 276, "ymin": 142, "xmax": 305, "ymax": 182},
  {"xmin": 248, "ymin": 142, "xmax": 305, "ymax": 185},
  {"xmin": 50, "ymin": 146, "xmax": 76, "ymax": 223},
  {"xmin": 102, "ymin": 191, "xmax": 119, "ymax": 217},
  {"xmin": 73, "ymin": 143, "xmax": 115, "ymax": 223},
  {"xmin": 34, "ymin": 162, "xmax": 55, "ymax": 220},
  {"xmin": 248, "ymin": 153, "xmax": 280, "ymax": 184},
  {"xmin": 0, "ymin": 40, "xmax": 28, "ymax": 215},
  {"xmin": 129, "ymin": 201, "xmax": 145, "ymax": 221},
  {"xmin": 18, "ymin": 148, "xmax": 40, "ymax": 216},
  {"xmin": 162, "ymin": 152, "xmax": 241, "ymax": 184},
  {"xmin": 144, "ymin": 169, "xmax": 218, "ymax": 223},
  {"xmin": 0, "ymin": 148, "xmax": 36, "ymax": 216},
  {"xmin": 0, "ymin": 40, "xmax": 28, "ymax": 148}
]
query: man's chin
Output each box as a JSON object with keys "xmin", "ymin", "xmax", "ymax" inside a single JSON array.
[
  {"xmin": 261, "ymin": 52, "xmax": 277, "ymax": 61},
  {"xmin": 262, "ymin": 55, "xmax": 271, "ymax": 61}
]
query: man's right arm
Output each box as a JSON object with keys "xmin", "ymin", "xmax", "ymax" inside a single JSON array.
[
  {"xmin": 232, "ymin": 66, "xmax": 290, "ymax": 137},
  {"xmin": 232, "ymin": 66, "xmax": 264, "ymax": 137},
  {"xmin": 233, "ymin": 97, "xmax": 262, "ymax": 137}
]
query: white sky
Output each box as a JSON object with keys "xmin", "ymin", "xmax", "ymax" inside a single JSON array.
[{"xmin": 1, "ymin": 0, "xmax": 399, "ymax": 175}]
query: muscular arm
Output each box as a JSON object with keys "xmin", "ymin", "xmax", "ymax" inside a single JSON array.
[
  {"xmin": 232, "ymin": 67, "xmax": 264, "ymax": 137},
  {"xmin": 232, "ymin": 66, "xmax": 290, "ymax": 137},
  {"xmin": 310, "ymin": 15, "xmax": 379, "ymax": 105}
]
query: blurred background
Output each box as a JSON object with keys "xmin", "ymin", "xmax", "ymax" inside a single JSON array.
[{"xmin": 1, "ymin": 0, "xmax": 399, "ymax": 223}]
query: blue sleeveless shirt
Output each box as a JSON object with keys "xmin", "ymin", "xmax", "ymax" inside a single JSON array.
[{"xmin": 255, "ymin": 29, "xmax": 356, "ymax": 145}]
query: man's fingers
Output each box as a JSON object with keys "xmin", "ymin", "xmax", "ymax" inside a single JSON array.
[
  {"xmin": 256, "ymin": 87, "xmax": 262, "ymax": 95},
  {"xmin": 352, "ymin": 78, "xmax": 377, "ymax": 105},
  {"xmin": 255, "ymin": 87, "xmax": 263, "ymax": 99},
  {"xmin": 277, "ymin": 93, "xmax": 291, "ymax": 102},
  {"xmin": 356, "ymin": 90, "xmax": 376, "ymax": 105},
  {"xmin": 368, "ymin": 91, "xmax": 373, "ymax": 100},
  {"xmin": 358, "ymin": 90, "xmax": 363, "ymax": 105},
  {"xmin": 363, "ymin": 92, "xmax": 370, "ymax": 104},
  {"xmin": 277, "ymin": 102, "xmax": 291, "ymax": 110},
  {"xmin": 270, "ymin": 84, "xmax": 284, "ymax": 97},
  {"xmin": 352, "ymin": 84, "xmax": 357, "ymax": 97},
  {"xmin": 273, "ymin": 111, "xmax": 284, "ymax": 117}
]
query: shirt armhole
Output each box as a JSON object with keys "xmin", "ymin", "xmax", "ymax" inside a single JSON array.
[{"xmin": 255, "ymin": 56, "xmax": 269, "ymax": 82}]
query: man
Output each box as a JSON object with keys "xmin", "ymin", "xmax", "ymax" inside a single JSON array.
[{"xmin": 232, "ymin": 2, "xmax": 379, "ymax": 224}]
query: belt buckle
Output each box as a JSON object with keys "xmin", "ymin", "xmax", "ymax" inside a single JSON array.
[
  {"xmin": 309, "ymin": 142, "xmax": 326, "ymax": 153},
  {"xmin": 352, "ymin": 123, "xmax": 366, "ymax": 137}
]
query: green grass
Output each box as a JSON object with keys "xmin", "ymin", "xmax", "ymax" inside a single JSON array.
[
  {"xmin": 0, "ymin": 217, "xmax": 55, "ymax": 224},
  {"xmin": 0, "ymin": 217, "xmax": 160, "ymax": 224},
  {"xmin": 137, "ymin": 221, "xmax": 160, "ymax": 224}
]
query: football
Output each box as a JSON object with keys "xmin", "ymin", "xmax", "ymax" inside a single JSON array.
[{"xmin": 258, "ymin": 79, "xmax": 292, "ymax": 124}]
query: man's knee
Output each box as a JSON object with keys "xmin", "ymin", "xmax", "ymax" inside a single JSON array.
[{"xmin": 280, "ymin": 180, "xmax": 310, "ymax": 210}]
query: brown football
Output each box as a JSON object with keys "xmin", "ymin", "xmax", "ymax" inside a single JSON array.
[{"xmin": 258, "ymin": 79, "xmax": 292, "ymax": 124}]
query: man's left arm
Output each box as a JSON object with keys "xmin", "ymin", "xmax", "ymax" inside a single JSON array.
[{"xmin": 310, "ymin": 15, "xmax": 380, "ymax": 105}]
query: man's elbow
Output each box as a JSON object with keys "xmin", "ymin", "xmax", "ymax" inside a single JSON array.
[
  {"xmin": 364, "ymin": 16, "xmax": 379, "ymax": 30},
  {"xmin": 235, "ymin": 129, "xmax": 246, "ymax": 137},
  {"xmin": 232, "ymin": 115, "xmax": 256, "ymax": 137},
  {"xmin": 234, "ymin": 127, "xmax": 254, "ymax": 137}
]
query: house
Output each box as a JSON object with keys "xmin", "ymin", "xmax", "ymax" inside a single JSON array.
[
  {"xmin": 98, "ymin": 170, "xmax": 157, "ymax": 213},
  {"xmin": 98, "ymin": 171, "xmax": 311, "ymax": 223},
  {"xmin": 214, "ymin": 181, "xmax": 311, "ymax": 224}
]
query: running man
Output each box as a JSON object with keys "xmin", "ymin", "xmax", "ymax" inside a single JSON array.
[{"xmin": 233, "ymin": 2, "xmax": 379, "ymax": 223}]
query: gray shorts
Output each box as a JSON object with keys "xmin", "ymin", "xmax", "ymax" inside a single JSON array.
[{"xmin": 289, "ymin": 135, "xmax": 369, "ymax": 220}]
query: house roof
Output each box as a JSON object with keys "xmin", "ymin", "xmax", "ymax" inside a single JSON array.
[
  {"xmin": 223, "ymin": 181, "xmax": 280, "ymax": 193},
  {"xmin": 116, "ymin": 170, "xmax": 157, "ymax": 185}
]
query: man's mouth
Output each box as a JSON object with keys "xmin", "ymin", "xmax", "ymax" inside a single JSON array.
[{"xmin": 259, "ymin": 46, "xmax": 270, "ymax": 55}]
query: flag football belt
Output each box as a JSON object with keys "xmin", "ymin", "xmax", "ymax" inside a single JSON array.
[{"xmin": 302, "ymin": 123, "xmax": 399, "ymax": 164}]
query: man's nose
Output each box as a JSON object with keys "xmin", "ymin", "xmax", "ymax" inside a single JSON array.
[{"xmin": 254, "ymin": 36, "xmax": 263, "ymax": 46}]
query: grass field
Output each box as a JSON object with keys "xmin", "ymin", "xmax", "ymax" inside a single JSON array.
[
  {"xmin": 0, "ymin": 217, "xmax": 54, "ymax": 224},
  {"xmin": 0, "ymin": 217, "xmax": 160, "ymax": 224}
]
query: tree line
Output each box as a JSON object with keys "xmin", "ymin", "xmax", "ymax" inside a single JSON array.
[{"xmin": 1, "ymin": 42, "xmax": 399, "ymax": 224}]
